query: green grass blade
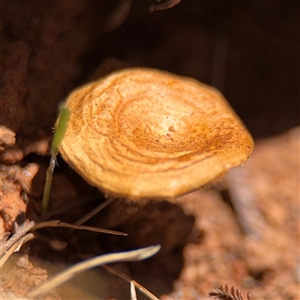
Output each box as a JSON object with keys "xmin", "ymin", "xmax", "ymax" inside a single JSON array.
[
  {"xmin": 41, "ymin": 158, "xmax": 56, "ymax": 214},
  {"xmin": 51, "ymin": 107, "xmax": 70, "ymax": 157},
  {"xmin": 42, "ymin": 105, "xmax": 70, "ymax": 214}
]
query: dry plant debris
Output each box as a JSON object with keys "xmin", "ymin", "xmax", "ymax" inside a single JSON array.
[
  {"xmin": 209, "ymin": 284, "xmax": 250, "ymax": 300},
  {"xmin": 27, "ymin": 245, "xmax": 161, "ymax": 298},
  {"xmin": 0, "ymin": 128, "xmax": 47, "ymax": 298}
]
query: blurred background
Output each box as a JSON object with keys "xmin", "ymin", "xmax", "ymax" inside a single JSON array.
[{"xmin": 1, "ymin": 0, "xmax": 299, "ymax": 299}]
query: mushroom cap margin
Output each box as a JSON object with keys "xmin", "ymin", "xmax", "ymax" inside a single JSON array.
[{"xmin": 59, "ymin": 68, "xmax": 254, "ymax": 199}]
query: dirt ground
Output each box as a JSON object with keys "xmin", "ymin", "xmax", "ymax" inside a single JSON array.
[{"xmin": 0, "ymin": 1, "xmax": 299, "ymax": 299}]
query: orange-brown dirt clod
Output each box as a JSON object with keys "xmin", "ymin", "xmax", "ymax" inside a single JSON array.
[
  {"xmin": 0, "ymin": 163, "xmax": 39, "ymax": 241},
  {"xmin": 0, "ymin": 126, "xmax": 16, "ymax": 151},
  {"xmin": 0, "ymin": 137, "xmax": 50, "ymax": 165},
  {"xmin": 1, "ymin": 254, "xmax": 60, "ymax": 300}
]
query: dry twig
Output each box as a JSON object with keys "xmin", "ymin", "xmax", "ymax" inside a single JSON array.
[
  {"xmin": 27, "ymin": 245, "xmax": 161, "ymax": 298},
  {"xmin": 104, "ymin": 265, "xmax": 160, "ymax": 300}
]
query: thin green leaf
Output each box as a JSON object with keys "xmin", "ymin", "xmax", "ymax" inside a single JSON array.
[{"xmin": 51, "ymin": 106, "xmax": 70, "ymax": 156}]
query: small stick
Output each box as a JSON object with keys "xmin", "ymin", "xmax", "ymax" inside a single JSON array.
[
  {"xmin": 75, "ymin": 197, "xmax": 115, "ymax": 225},
  {"xmin": 130, "ymin": 281, "xmax": 137, "ymax": 300},
  {"xmin": 0, "ymin": 233, "xmax": 35, "ymax": 268},
  {"xmin": 104, "ymin": 265, "xmax": 160, "ymax": 300},
  {"xmin": 34, "ymin": 220, "xmax": 127, "ymax": 236},
  {"xmin": 226, "ymin": 168, "xmax": 264, "ymax": 238},
  {"xmin": 0, "ymin": 221, "xmax": 35, "ymax": 256}
]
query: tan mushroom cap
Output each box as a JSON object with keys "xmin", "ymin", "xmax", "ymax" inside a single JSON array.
[{"xmin": 59, "ymin": 68, "xmax": 254, "ymax": 199}]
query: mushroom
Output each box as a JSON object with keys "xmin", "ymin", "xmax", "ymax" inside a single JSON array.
[{"xmin": 59, "ymin": 68, "xmax": 254, "ymax": 199}]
